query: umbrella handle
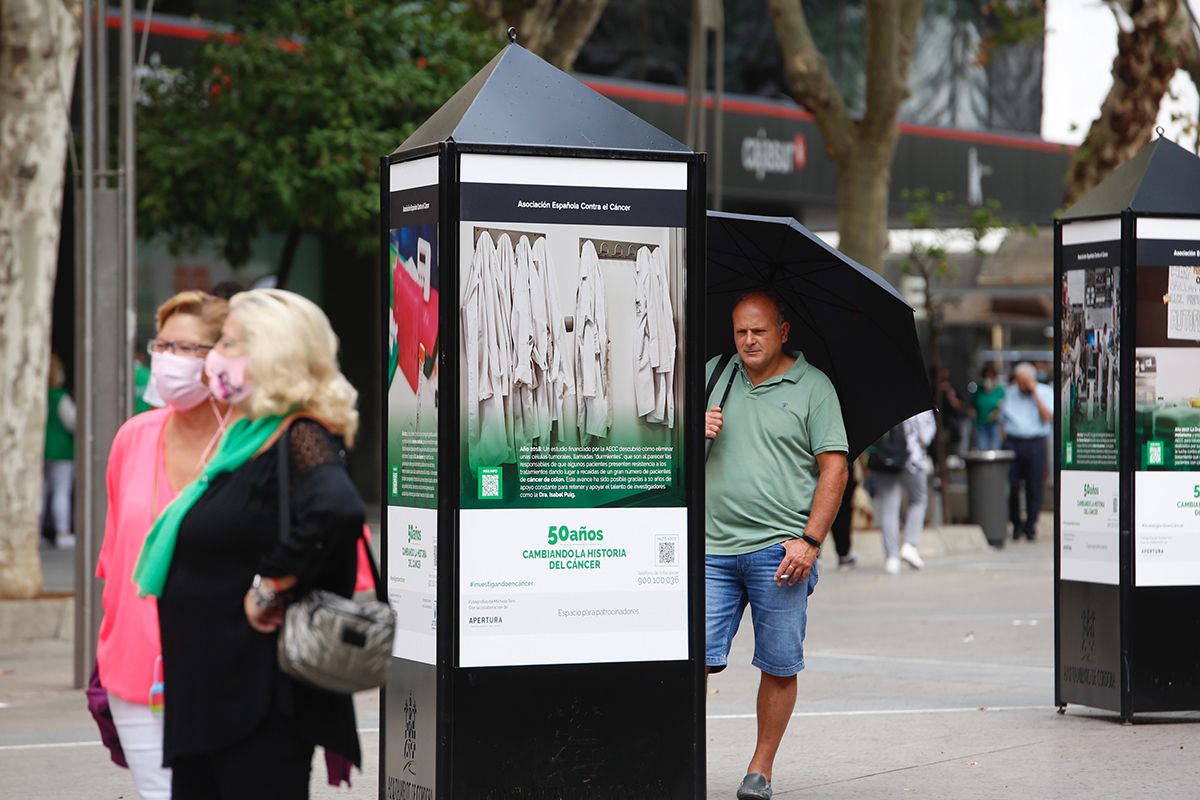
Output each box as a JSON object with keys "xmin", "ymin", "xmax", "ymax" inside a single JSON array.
[{"xmin": 704, "ymin": 369, "xmax": 739, "ymax": 463}]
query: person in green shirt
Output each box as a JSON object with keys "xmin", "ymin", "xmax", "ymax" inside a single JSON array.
[
  {"xmin": 133, "ymin": 352, "xmax": 154, "ymax": 415},
  {"xmin": 43, "ymin": 354, "xmax": 77, "ymax": 549},
  {"xmin": 705, "ymin": 292, "xmax": 849, "ymax": 800},
  {"xmin": 971, "ymin": 363, "xmax": 1006, "ymax": 451}
]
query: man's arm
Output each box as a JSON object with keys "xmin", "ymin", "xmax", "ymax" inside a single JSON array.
[
  {"xmin": 808, "ymin": 451, "xmax": 850, "ymax": 539},
  {"xmin": 998, "ymin": 388, "xmax": 1012, "ymax": 438},
  {"xmin": 1034, "ymin": 385, "xmax": 1053, "ymax": 423},
  {"xmin": 775, "ymin": 451, "xmax": 849, "ymax": 586}
]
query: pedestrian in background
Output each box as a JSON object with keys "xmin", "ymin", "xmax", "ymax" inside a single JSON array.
[
  {"xmin": 135, "ymin": 289, "xmax": 365, "ymax": 800},
  {"xmin": 133, "ymin": 350, "xmax": 155, "ymax": 414},
  {"xmin": 971, "ymin": 363, "xmax": 1005, "ymax": 451},
  {"xmin": 42, "ymin": 354, "xmax": 77, "ymax": 549},
  {"xmin": 830, "ymin": 456, "xmax": 863, "ymax": 569},
  {"xmin": 1001, "ymin": 362, "xmax": 1054, "ymax": 541},
  {"xmin": 869, "ymin": 410, "xmax": 936, "ymax": 575},
  {"xmin": 931, "ymin": 366, "xmax": 968, "ymax": 456},
  {"xmin": 94, "ymin": 291, "xmax": 231, "ymax": 800},
  {"xmin": 705, "ymin": 291, "xmax": 848, "ymax": 800}
]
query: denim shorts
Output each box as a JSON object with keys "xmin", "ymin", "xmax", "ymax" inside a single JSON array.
[{"xmin": 705, "ymin": 542, "xmax": 819, "ymax": 677}]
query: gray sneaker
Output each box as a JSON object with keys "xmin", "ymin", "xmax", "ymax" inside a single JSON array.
[{"xmin": 736, "ymin": 772, "xmax": 772, "ymax": 800}]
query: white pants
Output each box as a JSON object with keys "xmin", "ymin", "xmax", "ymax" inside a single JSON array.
[
  {"xmin": 873, "ymin": 469, "xmax": 929, "ymax": 558},
  {"xmin": 107, "ymin": 692, "xmax": 171, "ymax": 800},
  {"xmin": 42, "ymin": 460, "xmax": 74, "ymax": 534}
]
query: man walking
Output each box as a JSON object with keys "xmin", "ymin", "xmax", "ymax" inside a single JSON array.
[
  {"xmin": 705, "ymin": 292, "xmax": 849, "ymax": 800},
  {"xmin": 1001, "ymin": 362, "xmax": 1054, "ymax": 541}
]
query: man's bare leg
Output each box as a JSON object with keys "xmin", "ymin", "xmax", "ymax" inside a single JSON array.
[{"xmin": 746, "ymin": 672, "xmax": 797, "ymax": 780}]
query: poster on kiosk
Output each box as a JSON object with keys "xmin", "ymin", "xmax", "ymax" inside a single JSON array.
[
  {"xmin": 382, "ymin": 39, "xmax": 705, "ymax": 799},
  {"xmin": 1133, "ymin": 217, "xmax": 1200, "ymax": 587},
  {"xmin": 1059, "ymin": 219, "xmax": 1121, "ymax": 586},
  {"xmin": 457, "ymin": 154, "xmax": 690, "ymax": 668},
  {"xmin": 384, "ymin": 155, "xmax": 440, "ymax": 800}
]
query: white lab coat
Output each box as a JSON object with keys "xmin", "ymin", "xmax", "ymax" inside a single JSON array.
[
  {"xmin": 532, "ymin": 236, "xmax": 573, "ymax": 440},
  {"xmin": 632, "ymin": 246, "xmax": 676, "ymax": 427},
  {"xmin": 575, "ymin": 240, "xmax": 611, "ymax": 442},
  {"xmin": 650, "ymin": 246, "xmax": 676, "ymax": 427},
  {"xmin": 461, "ymin": 232, "xmax": 511, "ymax": 472},
  {"xmin": 632, "ymin": 247, "xmax": 657, "ymax": 419},
  {"xmin": 510, "ymin": 235, "xmax": 537, "ymax": 449},
  {"xmin": 493, "ymin": 234, "xmax": 519, "ymax": 460}
]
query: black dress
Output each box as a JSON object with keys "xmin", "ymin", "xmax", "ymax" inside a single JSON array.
[{"xmin": 158, "ymin": 418, "xmax": 365, "ymax": 769}]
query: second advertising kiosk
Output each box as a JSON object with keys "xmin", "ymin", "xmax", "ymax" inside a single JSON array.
[
  {"xmin": 380, "ymin": 40, "xmax": 707, "ymax": 797},
  {"xmin": 1055, "ymin": 135, "xmax": 1200, "ymax": 720}
]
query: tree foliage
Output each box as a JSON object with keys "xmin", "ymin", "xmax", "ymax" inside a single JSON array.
[
  {"xmin": 1065, "ymin": 0, "xmax": 1195, "ymax": 204},
  {"xmin": 973, "ymin": 0, "xmax": 1044, "ymax": 67},
  {"xmin": 138, "ymin": 1, "xmax": 495, "ymax": 273}
]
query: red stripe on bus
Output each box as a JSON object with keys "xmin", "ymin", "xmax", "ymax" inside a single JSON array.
[{"xmin": 583, "ymin": 78, "xmax": 1071, "ymax": 153}]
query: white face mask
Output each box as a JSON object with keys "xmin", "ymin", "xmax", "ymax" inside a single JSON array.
[{"xmin": 149, "ymin": 351, "xmax": 211, "ymax": 410}]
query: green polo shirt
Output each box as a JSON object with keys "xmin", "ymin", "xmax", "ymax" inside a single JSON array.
[{"xmin": 705, "ymin": 353, "xmax": 848, "ymax": 556}]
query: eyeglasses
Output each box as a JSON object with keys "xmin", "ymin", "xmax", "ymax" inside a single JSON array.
[{"xmin": 147, "ymin": 338, "xmax": 213, "ymax": 358}]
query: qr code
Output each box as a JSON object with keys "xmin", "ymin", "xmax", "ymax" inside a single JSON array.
[
  {"xmin": 479, "ymin": 467, "xmax": 502, "ymax": 499},
  {"xmin": 656, "ymin": 536, "xmax": 678, "ymax": 566}
]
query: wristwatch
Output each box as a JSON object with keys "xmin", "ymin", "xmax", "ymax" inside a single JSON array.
[
  {"xmin": 798, "ymin": 533, "xmax": 823, "ymax": 553},
  {"xmin": 250, "ymin": 574, "xmax": 280, "ymax": 608}
]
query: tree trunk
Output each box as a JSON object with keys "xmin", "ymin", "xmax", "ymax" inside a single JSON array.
[
  {"xmin": 768, "ymin": 0, "xmax": 923, "ymax": 272},
  {"xmin": 0, "ymin": 0, "xmax": 82, "ymax": 599},
  {"xmin": 537, "ymin": 0, "xmax": 608, "ymax": 71},
  {"xmin": 926, "ymin": 299, "xmax": 952, "ymax": 524},
  {"xmin": 471, "ymin": 0, "xmax": 608, "ymax": 70},
  {"xmin": 834, "ymin": 146, "xmax": 894, "ymax": 270},
  {"xmin": 275, "ymin": 225, "xmax": 302, "ymax": 290},
  {"xmin": 1065, "ymin": 0, "xmax": 1186, "ymax": 205}
]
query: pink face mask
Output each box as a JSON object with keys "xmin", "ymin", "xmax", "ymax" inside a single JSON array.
[
  {"xmin": 149, "ymin": 351, "xmax": 211, "ymax": 410},
  {"xmin": 205, "ymin": 349, "xmax": 253, "ymax": 406}
]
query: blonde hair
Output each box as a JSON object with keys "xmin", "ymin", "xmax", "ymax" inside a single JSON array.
[
  {"xmin": 156, "ymin": 290, "xmax": 229, "ymax": 343},
  {"xmin": 48, "ymin": 354, "xmax": 66, "ymax": 388},
  {"xmin": 229, "ymin": 289, "xmax": 359, "ymax": 445}
]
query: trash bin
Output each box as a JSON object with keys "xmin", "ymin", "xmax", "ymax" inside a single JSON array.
[{"xmin": 963, "ymin": 450, "xmax": 1015, "ymax": 548}]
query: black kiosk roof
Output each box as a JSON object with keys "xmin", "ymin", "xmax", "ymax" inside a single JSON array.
[
  {"xmin": 1062, "ymin": 136, "xmax": 1200, "ymax": 220},
  {"xmin": 396, "ymin": 43, "xmax": 691, "ymax": 153}
]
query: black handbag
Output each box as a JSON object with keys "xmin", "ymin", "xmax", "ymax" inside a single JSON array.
[
  {"xmin": 867, "ymin": 425, "xmax": 908, "ymax": 473},
  {"xmin": 273, "ymin": 432, "xmax": 395, "ymax": 694}
]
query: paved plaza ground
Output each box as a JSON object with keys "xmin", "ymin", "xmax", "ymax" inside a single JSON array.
[{"xmin": 2, "ymin": 525, "xmax": 1197, "ymax": 798}]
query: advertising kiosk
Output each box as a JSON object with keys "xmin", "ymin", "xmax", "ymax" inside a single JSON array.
[
  {"xmin": 380, "ymin": 41, "xmax": 707, "ymax": 797},
  {"xmin": 1055, "ymin": 136, "xmax": 1200, "ymax": 720}
]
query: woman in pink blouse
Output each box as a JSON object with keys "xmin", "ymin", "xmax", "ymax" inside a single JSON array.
[{"xmin": 96, "ymin": 291, "xmax": 230, "ymax": 799}]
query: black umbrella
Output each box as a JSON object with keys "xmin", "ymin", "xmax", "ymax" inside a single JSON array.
[{"xmin": 706, "ymin": 211, "xmax": 932, "ymax": 459}]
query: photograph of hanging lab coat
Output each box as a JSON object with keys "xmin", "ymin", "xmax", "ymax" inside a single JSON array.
[
  {"xmin": 525, "ymin": 236, "xmax": 575, "ymax": 444},
  {"xmin": 462, "ymin": 231, "xmax": 579, "ymax": 475},
  {"xmin": 461, "ymin": 224, "xmax": 683, "ymax": 482},
  {"xmin": 513, "ymin": 235, "xmax": 576, "ymax": 451},
  {"xmin": 632, "ymin": 246, "xmax": 676, "ymax": 428},
  {"xmin": 462, "ymin": 232, "xmax": 510, "ymax": 473},
  {"xmin": 575, "ymin": 239, "xmax": 612, "ymax": 444}
]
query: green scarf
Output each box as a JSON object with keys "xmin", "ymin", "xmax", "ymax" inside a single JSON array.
[{"xmin": 133, "ymin": 414, "xmax": 286, "ymax": 598}]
